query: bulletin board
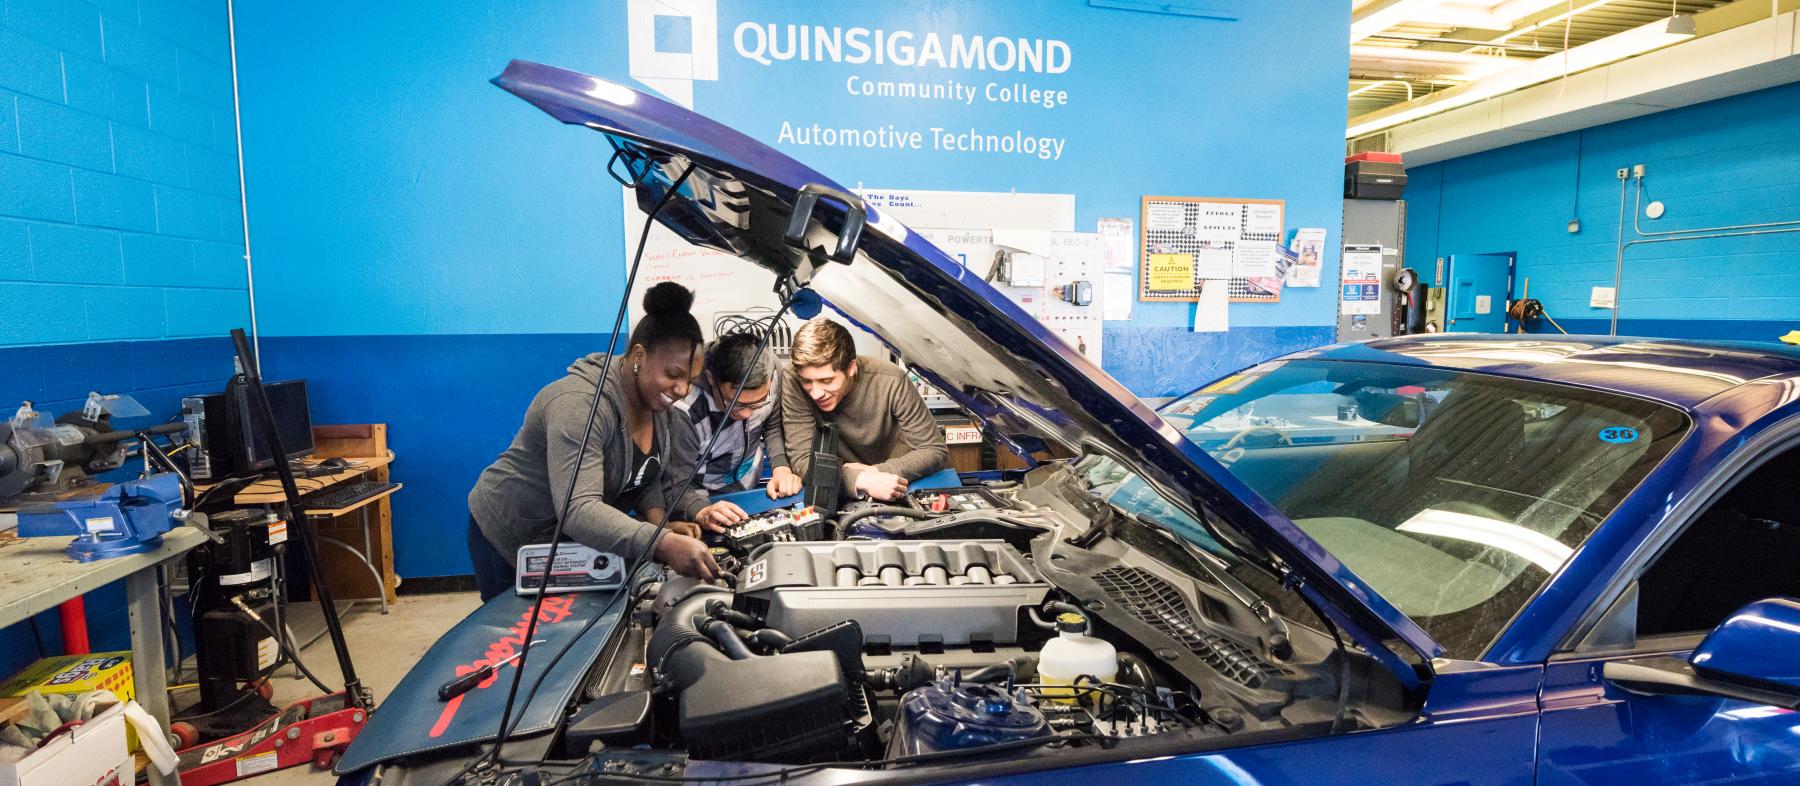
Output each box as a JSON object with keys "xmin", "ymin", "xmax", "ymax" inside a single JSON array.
[{"xmin": 1139, "ymin": 196, "xmax": 1286, "ymax": 302}]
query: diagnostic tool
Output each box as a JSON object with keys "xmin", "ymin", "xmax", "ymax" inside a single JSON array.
[{"xmin": 515, "ymin": 542, "xmax": 626, "ymax": 595}]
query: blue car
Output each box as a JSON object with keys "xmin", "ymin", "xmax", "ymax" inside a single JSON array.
[{"xmin": 335, "ymin": 61, "xmax": 1800, "ymax": 785}]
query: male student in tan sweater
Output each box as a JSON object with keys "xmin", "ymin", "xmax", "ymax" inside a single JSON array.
[{"xmin": 777, "ymin": 318, "xmax": 949, "ymax": 501}]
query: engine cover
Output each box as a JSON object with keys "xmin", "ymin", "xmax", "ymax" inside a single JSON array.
[{"xmin": 736, "ymin": 540, "xmax": 1047, "ymax": 646}]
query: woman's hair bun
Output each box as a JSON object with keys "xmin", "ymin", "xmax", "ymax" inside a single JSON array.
[{"xmin": 642, "ymin": 281, "xmax": 694, "ymax": 317}]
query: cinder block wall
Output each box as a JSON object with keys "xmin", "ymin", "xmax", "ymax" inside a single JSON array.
[
  {"xmin": 0, "ymin": 0, "xmax": 247, "ymax": 679},
  {"xmin": 1404, "ymin": 81, "xmax": 1800, "ymax": 340}
]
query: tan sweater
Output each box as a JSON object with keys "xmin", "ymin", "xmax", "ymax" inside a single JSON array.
[{"xmin": 780, "ymin": 355, "xmax": 949, "ymax": 496}]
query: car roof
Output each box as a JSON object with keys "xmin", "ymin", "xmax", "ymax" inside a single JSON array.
[{"xmin": 1292, "ymin": 334, "xmax": 1800, "ymax": 411}]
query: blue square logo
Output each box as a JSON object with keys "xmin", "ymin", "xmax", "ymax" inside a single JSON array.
[{"xmin": 654, "ymin": 15, "xmax": 693, "ymax": 54}]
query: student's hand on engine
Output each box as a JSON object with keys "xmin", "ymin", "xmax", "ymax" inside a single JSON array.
[
  {"xmin": 767, "ymin": 466, "xmax": 803, "ymax": 498},
  {"xmin": 695, "ymin": 502, "xmax": 747, "ymax": 532},
  {"xmin": 667, "ymin": 521, "xmax": 703, "ymax": 540},
  {"xmin": 855, "ymin": 470, "xmax": 909, "ymax": 502},
  {"xmin": 653, "ymin": 532, "xmax": 719, "ymax": 580}
]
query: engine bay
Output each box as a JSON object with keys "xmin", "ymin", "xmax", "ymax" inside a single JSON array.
[{"xmin": 374, "ymin": 463, "xmax": 1413, "ymax": 783}]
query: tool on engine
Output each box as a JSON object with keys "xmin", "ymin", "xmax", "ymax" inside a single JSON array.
[
  {"xmin": 437, "ymin": 641, "xmax": 545, "ymax": 701},
  {"xmin": 514, "ymin": 542, "xmax": 626, "ymax": 595},
  {"xmin": 804, "ymin": 421, "xmax": 841, "ymax": 518}
]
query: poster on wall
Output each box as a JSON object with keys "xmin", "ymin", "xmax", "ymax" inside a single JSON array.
[
  {"xmin": 915, "ymin": 226, "xmax": 1106, "ymax": 365},
  {"xmin": 626, "ymin": 188, "xmax": 1077, "ymax": 353},
  {"xmin": 1287, "ymin": 227, "xmax": 1327, "ymax": 288},
  {"xmin": 1340, "ymin": 244, "xmax": 1383, "ymax": 316},
  {"xmin": 857, "ymin": 189, "xmax": 1074, "ymax": 232},
  {"xmin": 621, "ymin": 187, "xmax": 792, "ymax": 347},
  {"xmin": 1098, "ymin": 218, "xmax": 1135, "ymax": 273},
  {"xmin": 1138, "ymin": 196, "xmax": 1286, "ymax": 303}
]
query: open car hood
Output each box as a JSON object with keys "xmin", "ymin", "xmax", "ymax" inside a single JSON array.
[{"xmin": 493, "ymin": 61, "xmax": 1441, "ymax": 679}]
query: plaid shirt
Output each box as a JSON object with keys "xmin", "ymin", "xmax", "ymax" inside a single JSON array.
[{"xmin": 678, "ymin": 382, "xmax": 779, "ymax": 493}]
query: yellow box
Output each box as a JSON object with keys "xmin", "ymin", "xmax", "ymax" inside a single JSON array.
[
  {"xmin": 1, "ymin": 652, "xmax": 139, "ymax": 752},
  {"xmin": 1, "ymin": 652, "xmax": 135, "ymax": 702}
]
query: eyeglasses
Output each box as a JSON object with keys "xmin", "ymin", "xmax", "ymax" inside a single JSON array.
[{"xmin": 716, "ymin": 383, "xmax": 772, "ymax": 415}]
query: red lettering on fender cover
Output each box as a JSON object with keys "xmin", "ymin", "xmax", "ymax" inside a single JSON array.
[{"xmin": 428, "ymin": 595, "xmax": 578, "ymax": 738}]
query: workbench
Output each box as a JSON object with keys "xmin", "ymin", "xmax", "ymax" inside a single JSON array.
[{"xmin": 0, "ymin": 525, "xmax": 207, "ymax": 786}]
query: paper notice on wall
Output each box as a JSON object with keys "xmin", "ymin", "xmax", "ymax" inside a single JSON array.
[
  {"xmin": 1341, "ymin": 245, "xmax": 1383, "ymax": 280},
  {"xmin": 856, "ymin": 188, "xmax": 1074, "ymax": 231},
  {"xmin": 1146, "ymin": 203, "xmax": 1186, "ymax": 231},
  {"xmin": 1098, "ymin": 217, "xmax": 1135, "ymax": 272},
  {"xmin": 1287, "ymin": 227, "xmax": 1326, "ymax": 288},
  {"xmin": 1246, "ymin": 203, "xmax": 1283, "ymax": 236},
  {"xmin": 1590, "ymin": 286, "xmax": 1616, "ymax": 309},
  {"xmin": 1340, "ymin": 243, "xmax": 1383, "ymax": 316},
  {"xmin": 1192, "ymin": 281, "xmax": 1230, "ymax": 333},
  {"xmin": 1147, "ymin": 253, "xmax": 1196, "ymax": 290},
  {"xmin": 917, "ymin": 227, "xmax": 998, "ymax": 279},
  {"xmin": 1194, "ymin": 243, "xmax": 1234, "ymax": 279},
  {"xmin": 993, "ymin": 228, "xmax": 1053, "ymax": 257},
  {"xmin": 1245, "ymin": 245, "xmax": 1293, "ymax": 299},
  {"xmin": 1192, "ymin": 204, "xmax": 1242, "ymax": 243},
  {"xmin": 1103, "ymin": 273, "xmax": 1134, "ymax": 320},
  {"xmin": 1231, "ymin": 240, "xmax": 1279, "ymax": 277},
  {"xmin": 623, "ymin": 187, "xmax": 788, "ymax": 341}
]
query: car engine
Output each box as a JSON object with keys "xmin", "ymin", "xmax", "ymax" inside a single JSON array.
[{"xmin": 536, "ymin": 468, "xmax": 1397, "ymax": 775}]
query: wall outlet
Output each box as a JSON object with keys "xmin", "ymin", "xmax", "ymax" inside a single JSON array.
[
  {"xmin": 1616, "ymin": 168, "xmax": 1629, "ymax": 179},
  {"xmin": 1633, "ymin": 164, "xmax": 1646, "ymax": 178}
]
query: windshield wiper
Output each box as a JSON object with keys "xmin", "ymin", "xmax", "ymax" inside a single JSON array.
[{"xmin": 1131, "ymin": 512, "xmax": 1294, "ymax": 661}]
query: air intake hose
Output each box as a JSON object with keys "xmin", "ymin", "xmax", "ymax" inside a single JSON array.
[{"xmin": 647, "ymin": 586, "xmax": 735, "ymax": 690}]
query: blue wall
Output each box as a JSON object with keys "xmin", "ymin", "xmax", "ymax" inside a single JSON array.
[
  {"xmin": 223, "ymin": 0, "xmax": 1350, "ymax": 578},
  {"xmin": 0, "ymin": 0, "xmax": 247, "ymax": 677},
  {"xmin": 1405, "ymin": 81, "xmax": 1800, "ymax": 340}
]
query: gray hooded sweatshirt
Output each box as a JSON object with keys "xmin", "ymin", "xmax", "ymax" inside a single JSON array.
[{"xmin": 468, "ymin": 354, "xmax": 688, "ymax": 566}]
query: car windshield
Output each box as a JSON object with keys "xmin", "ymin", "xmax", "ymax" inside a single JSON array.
[{"xmin": 1159, "ymin": 359, "xmax": 1689, "ymax": 659}]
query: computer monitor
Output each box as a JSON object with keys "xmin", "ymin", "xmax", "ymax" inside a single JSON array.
[{"xmin": 233, "ymin": 379, "xmax": 314, "ymax": 472}]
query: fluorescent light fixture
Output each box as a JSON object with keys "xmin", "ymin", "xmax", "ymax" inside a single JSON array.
[
  {"xmin": 1397, "ymin": 508, "xmax": 1574, "ymax": 573},
  {"xmin": 1347, "ymin": 15, "xmax": 1696, "ymax": 138},
  {"xmin": 1401, "ymin": 0, "xmax": 1573, "ymax": 30},
  {"xmin": 1489, "ymin": 0, "xmax": 1581, "ymax": 28},
  {"xmin": 1350, "ymin": 44, "xmax": 1513, "ymax": 80},
  {"xmin": 1494, "ymin": 0, "xmax": 1619, "ymax": 44},
  {"xmin": 1352, "ymin": 0, "xmax": 1451, "ymax": 43}
]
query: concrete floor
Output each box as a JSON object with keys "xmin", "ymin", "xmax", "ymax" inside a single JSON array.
[{"xmin": 239, "ymin": 592, "xmax": 481, "ymax": 784}]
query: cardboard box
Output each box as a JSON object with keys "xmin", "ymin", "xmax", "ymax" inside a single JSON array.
[
  {"xmin": 1, "ymin": 654, "xmax": 137, "ymax": 750},
  {"xmin": 0, "ymin": 699, "xmax": 133, "ymax": 786},
  {"xmin": 0, "ymin": 653, "xmax": 134, "ymax": 703}
]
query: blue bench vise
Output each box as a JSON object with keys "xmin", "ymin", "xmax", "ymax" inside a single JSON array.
[{"xmin": 16, "ymin": 473, "xmax": 182, "ymax": 562}]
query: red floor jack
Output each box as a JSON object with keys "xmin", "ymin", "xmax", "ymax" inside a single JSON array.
[
  {"xmin": 172, "ymin": 330, "xmax": 376, "ymax": 784},
  {"xmin": 174, "ymin": 692, "xmax": 367, "ymax": 785}
]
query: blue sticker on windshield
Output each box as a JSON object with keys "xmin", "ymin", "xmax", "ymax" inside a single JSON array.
[{"xmin": 1598, "ymin": 426, "xmax": 1640, "ymax": 444}]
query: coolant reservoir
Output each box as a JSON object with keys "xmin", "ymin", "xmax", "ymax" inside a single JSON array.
[
  {"xmin": 1037, "ymin": 612, "xmax": 1116, "ymax": 705},
  {"xmin": 887, "ymin": 680, "xmax": 1051, "ymax": 757}
]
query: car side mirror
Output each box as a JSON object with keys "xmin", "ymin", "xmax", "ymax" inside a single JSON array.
[{"xmin": 1602, "ymin": 597, "xmax": 1800, "ymax": 710}]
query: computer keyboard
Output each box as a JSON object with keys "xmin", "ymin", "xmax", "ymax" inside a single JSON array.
[{"xmin": 298, "ymin": 480, "xmax": 397, "ymax": 510}]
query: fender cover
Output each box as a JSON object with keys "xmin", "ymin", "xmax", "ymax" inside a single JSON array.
[{"xmin": 334, "ymin": 590, "xmax": 624, "ymax": 774}]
